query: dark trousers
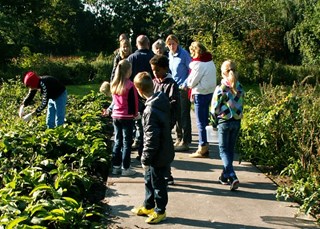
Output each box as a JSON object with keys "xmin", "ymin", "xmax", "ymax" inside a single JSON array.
[
  {"xmin": 175, "ymin": 89, "xmax": 192, "ymax": 144},
  {"xmin": 144, "ymin": 166, "xmax": 168, "ymax": 214}
]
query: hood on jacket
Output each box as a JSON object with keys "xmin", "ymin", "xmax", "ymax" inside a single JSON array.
[
  {"xmin": 192, "ymin": 52, "xmax": 212, "ymax": 62},
  {"xmin": 145, "ymin": 91, "xmax": 169, "ymax": 112}
]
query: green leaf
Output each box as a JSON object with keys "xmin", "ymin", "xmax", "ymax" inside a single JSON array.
[{"xmin": 6, "ymin": 216, "xmax": 28, "ymax": 229}]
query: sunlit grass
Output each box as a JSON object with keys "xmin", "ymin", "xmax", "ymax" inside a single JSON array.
[{"xmin": 67, "ymin": 84, "xmax": 100, "ymax": 97}]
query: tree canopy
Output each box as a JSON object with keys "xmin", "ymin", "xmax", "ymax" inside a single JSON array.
[{"xmin": 0, "ymin": 0, "xmax": 319, "ymax": 65}]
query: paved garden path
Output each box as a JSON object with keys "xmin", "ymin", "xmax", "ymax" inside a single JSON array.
[{"xmin": 106, "ymin": 111, "xmax": 319, "ymax": 229}]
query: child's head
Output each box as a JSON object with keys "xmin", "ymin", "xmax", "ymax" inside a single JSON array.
[
  {"xmin": 23, "ymin": 71, "xmax": 40, "ymax": 89},
  {"xmin": 119, "ymin": 39, "xmax": 132, "ymax": 59},
  {"xmin": 134, "ymin": 72, "xmax": 153, "ymax": 99},
  {"xmin": 221, "ymin": 60, "xmax": 238, "ymax": 94},
  {"xmin": 115, "ymin": 59, "xmax": 132, "ymax": 80},
  {"xmin": 149, "ymin": 55, "xmax": 169, "ymax": 80},
  {"xmin": 99, "ymin": 81, "xmax": 111, "ymax": 96},
  {"xmin": 111, "ymin": 59, "xmax": 132, "ymax": 95}
]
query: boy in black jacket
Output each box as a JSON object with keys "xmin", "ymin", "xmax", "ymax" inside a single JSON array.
[
  {"xmin": 150, "ymin": 54, "xmax": 180, "ymax": 185},
  {"xmin": 131, "ymin": 72, "xmax": 174, "ymax": 224}
]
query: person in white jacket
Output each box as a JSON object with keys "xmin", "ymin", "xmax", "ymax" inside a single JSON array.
[{"xmin": 187, "ymin": 41, "xmax": 216, "ymax": 158}]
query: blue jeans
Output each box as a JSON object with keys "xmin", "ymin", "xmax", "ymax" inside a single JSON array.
[
  {"xmin": 175, "ymin": 89, "xmax": 191, "ymax": 144},
  {"xmin": 218, "ymin": 120, "xmax": 241, "ymax": 178},
  {"xmin": 194, "ymin": 93, "xmax": 213, "ymax": 146},
  {"xmin": 144, "ymin": 166, "xmax": 168, "ymax": 214},
  {"xmin": 112, "ymin": 119, "xmax": 134, "ymax": 169},
  {"xmin": 46, "ymin": 90, "xmax": 67, "ymax": 128}
]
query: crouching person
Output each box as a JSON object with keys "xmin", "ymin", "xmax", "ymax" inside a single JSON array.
[
  {"xmin": 19, "ymin": 71, "xmax": 67, "ymax": 128},
  {"xmin": 131, "ymin": 72, "xmax": 174, "ymax": 224}
]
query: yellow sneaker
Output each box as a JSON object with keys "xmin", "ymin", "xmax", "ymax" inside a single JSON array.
[
  {"xmin": 145, "ymin": 212, "xmax": 166, "ymax": 224},
  {"xmin": 131, "ymin": 206, "xmax": 154, "ymax": 216}
]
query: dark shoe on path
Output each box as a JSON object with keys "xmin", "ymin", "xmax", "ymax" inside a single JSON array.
[
  {"xmin": 174, "ymin": 142, "xmax": 189, "ymax": 152},
  {"xmin": 165, "ymin": 176, "xmax": 174, "ymax": 185},
  {"xmin": 229, "ymin": 176, "xmax": 239, "ymax": 191},
  {"xmin": 218, "ymin": 175, "xmax": 229, "ymax": 185}
]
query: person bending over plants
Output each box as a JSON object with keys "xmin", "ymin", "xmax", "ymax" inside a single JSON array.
[{"xmin": 19, "ymin": 71, "xmax": 68, "ymax": 128}]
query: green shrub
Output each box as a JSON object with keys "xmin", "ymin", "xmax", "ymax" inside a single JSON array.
[
  {"xmin": 239, "ymin": 82, "xmax": 320, "ymax": 221},
  {"xmin": 2, "ymin": 49, "xmax": 114, "ymax": 86},
  {"xmin": 0, "ymin": 81, "xmax": 113, "ymax": 227}
]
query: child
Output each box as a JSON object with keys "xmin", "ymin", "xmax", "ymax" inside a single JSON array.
[
  {"xmin": 131, "ymin": 72, "xmax": 174, "ymax": 224},
  {"xmin": 210, "ymin": 60, "xmax": 245, "ymax": 191},
  {"xmin": 110, "ymin": 59, "xmax": 139, "ymax": 176},
  {"xmin": 149, "ymin": 54, "xmax": 180, "ymax": 185},
  {"xmin": 19, "ymin": 71, "xmax": 67, "ymax": 128}
]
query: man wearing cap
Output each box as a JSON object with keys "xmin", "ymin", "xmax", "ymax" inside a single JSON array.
[{"xmin": 19, "ymin": 71, "xmax": 67, "ymax": 128}]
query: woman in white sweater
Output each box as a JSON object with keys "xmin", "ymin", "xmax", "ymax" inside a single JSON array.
[{"xmin": 187, "ymin": 41, "xmax": 217, "ymax": 158}]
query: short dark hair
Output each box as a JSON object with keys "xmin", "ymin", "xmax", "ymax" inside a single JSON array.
[{"xmin": 149, "ymin": 55, "xmax": 169, "ymax": 69}]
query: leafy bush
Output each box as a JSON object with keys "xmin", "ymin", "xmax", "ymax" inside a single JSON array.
[
  {"xmin": 239, "ymin": 82, "xmax": 320, "ymax": 221},
  {"xmin": 0, "ymin": 80, "xmax": 113, "ymax": 227},
  {"xmin": 1, "ymin": 49, "xmax": 114, "ymax": 86}
]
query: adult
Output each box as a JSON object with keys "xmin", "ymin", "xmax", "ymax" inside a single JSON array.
[
  {"xmin": 19, "ymin": 71, "xmax": 67, "ymax": 129},
  {"xmin": 187, "ymin": 41, "xmax": 216, "ymax": 158},
  {"xmin": 165, "ymin": 34, "xmax": 192, "ymax": 152},
  {"xmin": 152, "ymin": 39, "xmax": 168, "ymax": 56},
  {"xmin": 113, "ymin": 33, "xmax": 130, "ymax": 55},
  {"xmin": 127, "ymin": 35, "xmax": 154, "ymax": 155},
  {"xmin": 110, "ymin": 38, "xmax": 132, "ymax": 81}
]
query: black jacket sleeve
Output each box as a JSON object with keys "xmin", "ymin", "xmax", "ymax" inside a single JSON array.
[{"xmin": 22, "ymin": 89, "xmax": 37, "ymax": 106}]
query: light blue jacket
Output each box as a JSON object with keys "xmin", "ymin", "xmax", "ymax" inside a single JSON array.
[{"xmin": 168, "ymin": 46, "xmax": 191, "ymax": 87}]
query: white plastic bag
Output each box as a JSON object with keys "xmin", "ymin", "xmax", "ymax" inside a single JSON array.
[
  {"xmin": 22, "ymin": 113, "xmax": 32, "ymax": 122},
  {"xmin": 19, "ymin": 105, "xmax": 24, "ymax": 118}
]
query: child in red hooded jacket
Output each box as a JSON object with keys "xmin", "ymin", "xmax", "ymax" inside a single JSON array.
[{"xmin": 19, "ymin": 71, "xmax": 67, "ymax": 128}]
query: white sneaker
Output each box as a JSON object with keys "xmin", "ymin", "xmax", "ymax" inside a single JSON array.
[
  {"xmin": 121, "ymin": 168, "xmax": 136, "ymax": 176},
  {"xmin": 112, "ymin": 166, "xmax": 121, "ymax": 175}
]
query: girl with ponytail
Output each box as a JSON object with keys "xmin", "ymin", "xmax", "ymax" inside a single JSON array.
[
  {"xmin": 110, "ymin": 59, "xmax": 139, "ymax": 176},
  {"xmin": 210, "ymin": 60, "xmax": 245, "ymax": 191}
]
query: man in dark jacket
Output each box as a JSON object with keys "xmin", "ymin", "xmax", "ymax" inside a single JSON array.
[
  {"xmin": 131, "ymin": 71, "xmax": 174, "ymax": 224},
  {"xmin": 127, "ymin": 35, "xmax": 154, "ymax": 157}
]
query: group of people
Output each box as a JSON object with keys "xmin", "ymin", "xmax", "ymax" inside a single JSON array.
[
  {"xmin": 101, "ymin": 33, "xmax": 245, "ymax": 224},
  {"xmin": 18, "ymin": 33, "xmax": 245, "ymax": 225}
]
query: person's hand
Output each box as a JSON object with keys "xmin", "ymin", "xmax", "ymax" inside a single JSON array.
[
  {"xmin": 141, "ymin": 164, "xmax": 150, "ymax": 172},
  {"xmin": 134, "ymin": 112, "xmax": 141, "ymax": 120},
  {"xmin": 190, "ymin": 94, "xmax": 194, "ymax": 103},
  {"xmin": 19, "ymin": 105, "xmax": 24, "ymax": 118},
  {"xmin": 101, "ymin": 108, "xmax": 112, "ymax": 117}
]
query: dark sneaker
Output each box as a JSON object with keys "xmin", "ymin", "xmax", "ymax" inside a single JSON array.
[
  {"xmin": 112, "ymin": 166, "xmax": 121, "ymax": 175},
  {"xmin": 165, "ymin": 176, "xmax": 174, "ymax": 185},
  {"xmin": 174, "ymin": 143, "xmax": 189, "ymax": 152},
  {"xmin": 218, "ymin": 175, "xmax": 229, "ymax": 185},
  {"xmin": 229, "ymin": 176, "xmax": 239, "ymax": 191}
]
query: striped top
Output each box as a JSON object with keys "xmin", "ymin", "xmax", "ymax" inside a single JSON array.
[{"xmin": 211, "ymin": 79, "xmax": 245, "ymax": 121}]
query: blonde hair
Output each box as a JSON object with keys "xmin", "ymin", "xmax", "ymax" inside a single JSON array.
[
  {"xmin": 119, "ymin": 39, "xmax": 132, "ymax": 59},
  {"xmin": 165, "ymin": 34, "xmax": 179, "ymax": 45},
  {"xmin": 221, "ymin": 60, "xmax": 238, "ymax": 94},
  {"xmin": 99, "ymin": 81, "xmax": 110, "ymax": 96},
  {"xmin": 111, "ymin": 59, "xmax": 132, "ymax": 95},
  {"xmin": 189, "ymin": 41, "xmax": 207, "ymax": 57},
  {"xmin": 133, "ymin": 72, "xmax": 153, "ymax": 94}
]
